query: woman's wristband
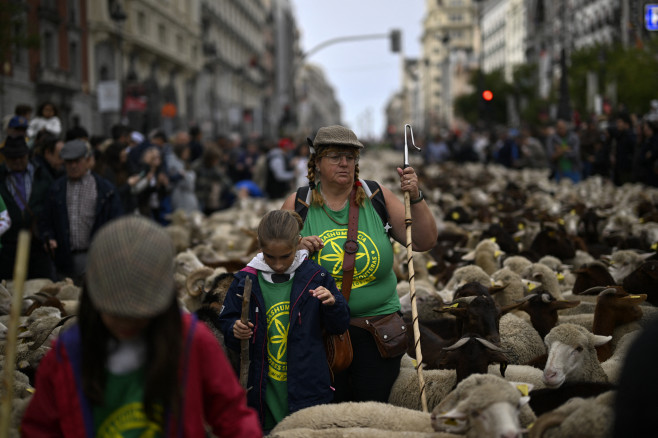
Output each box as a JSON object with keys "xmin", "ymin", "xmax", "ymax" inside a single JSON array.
[{"xmin": 410, "ymin": 190, "xmax": 424, "ymax": 204}]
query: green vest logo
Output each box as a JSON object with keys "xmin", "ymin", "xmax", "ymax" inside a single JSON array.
[
  {"xmin": 316, "ymin": 229, "xmax": 380, "ymax": 290},
  {"xmin": 96, "ymin": 402, "xmax": 162, "ymax": 437},
  {"xmin": 267, "ymin": 301, "xmax": 289, "ymax": 382}
]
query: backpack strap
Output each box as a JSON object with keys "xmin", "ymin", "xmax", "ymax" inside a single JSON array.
[
  {"xmin": 360, "ymin": 179, "xmax": 391, "ymax": 235},
  {"xmin": 294, "ymin": 180, "xmax": 390, "ymax": 235}
]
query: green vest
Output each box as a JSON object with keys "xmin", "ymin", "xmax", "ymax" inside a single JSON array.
[
  {"xmin": 301, "ymin": 198, "xmax": 399, "ymax": 317},
  {"xmin": 260, "ymin": 273, "xmax": 292, "ymax": 429},
  {"xmin": 93, "ymin": 368, "xmax": 163, "ymax": 437}
]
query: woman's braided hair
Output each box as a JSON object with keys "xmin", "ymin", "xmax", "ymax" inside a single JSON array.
[{"xmin": 307, "ymin": 146, "xmax": 366, "ymax": 207}]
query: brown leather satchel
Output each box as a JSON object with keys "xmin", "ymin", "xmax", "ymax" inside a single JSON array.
[
  {"xmin": 323, "ymin": 186, "xmax": 358, "ymax": 380},
  {"xmin": 351, "ymin": 312, "xmax": 409, "ymax": 359}
]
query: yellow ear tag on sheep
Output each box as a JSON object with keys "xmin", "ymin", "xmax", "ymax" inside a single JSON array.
[
  {"xmin": 558, "ymin": 218, "xmax": 565, "ymax": 225},
  {"xmin": 443, "ymin": 418, "xmax": 459, "ymax": 426},
  {"xmin": 557, "ymin": 273, "xmax": 565, "ymax": 281},
  {"xmin": 570, "ymin": 209, "xmax": 576, "ymax": 215},
  {"xmin": 515, "ymin": 383, "xmax": 529, "ymax": 397},
  {"xmin": 652, "ymin": 242, "xmax": 658, "ymax": 251},
  {"xmin": 527, "ymin": 282, "xmax": 536, "ymax": 291},
  {"xmin": 548, "ymin": 231, "xmax": 556, "ymax": 238},
  {"xmin": 489, "ymin": 237, "xmax": 497, "ymax": 243},
  {"xmin": 27, "ymin": 387, "xmax": 35, "ymax": 394},
  {"xmin": 427, "ymin": 261, "xmax": 435, "ymax": 269},
  {"xmin": 448, "ymin": 303, "xmax": 460, "ymax": 308},
  {"xmin": 452, "ymin": 212, "xmax": 460, "ymax": 220},
  {"xmin": 640, "ymin": 217, "xmax": 645, "ymax": 224},
  {"xmin": 518, "ymin": 223, "xmax": 525, "ymax": 230}
]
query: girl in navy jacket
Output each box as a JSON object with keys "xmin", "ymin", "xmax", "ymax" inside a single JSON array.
[{"xmin": 219, "ymin": 210, "xmax": 350, "ymax": 431}]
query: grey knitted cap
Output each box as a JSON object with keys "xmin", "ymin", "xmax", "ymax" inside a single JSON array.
[
  {"xmin": 86, "ymin": 216, "xmax": 175, "ymax": 318},
  {"xmin": 312, "ymin": 125, "xmax": 364, "ymax": 149}
]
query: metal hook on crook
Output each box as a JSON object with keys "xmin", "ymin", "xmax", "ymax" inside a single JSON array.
[{"xmin": 404, "ymin": 124, "xmax": 421, "ymax": 168}]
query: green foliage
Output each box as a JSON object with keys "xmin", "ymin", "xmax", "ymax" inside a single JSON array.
[
  {"xmin": 0, "ymin": 2, "xmax": 40, "ymax": 65},
  {"xmin": 453, "ymin": 68, "xmax": 513, "ymax": 126}
]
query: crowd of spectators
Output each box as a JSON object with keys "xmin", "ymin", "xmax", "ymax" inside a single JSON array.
[
  {"xmin": 0, "ymin": 102, "xmax": 309, "ymax": 283},
  {"xmin": 416, "ymin": 106, "xmax": 658, "ymax": 188}
]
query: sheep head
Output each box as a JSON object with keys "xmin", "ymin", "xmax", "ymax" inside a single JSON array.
[
  {"xmin": 431, "ymin": 374, "xmax": 532, "ymax": 438},
  {"xmin": 543, "ymin": 324, "xmax": 611, "ymax": 388}
]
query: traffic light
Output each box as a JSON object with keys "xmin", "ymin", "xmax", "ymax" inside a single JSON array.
[
  {"xmin": 390, "ymin": 29, "xmax": 401, "ymax": 53},
  {"xmin": 482, "ymin": 90, "xmax": 493, "ymax": 102}
]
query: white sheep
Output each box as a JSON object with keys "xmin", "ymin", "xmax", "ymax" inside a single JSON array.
[
  {"xmin": 528, "ymin": 390, "xmax": 615, "ymax": 438},
  {"xmin": 538, "ymin": 255, "xmax": 575, "ymax": 293},
  {"xmin": 499, "ymin": 313, "xmax": 546, "ymax": 365},
  {"xmin": 461, "ymin": 239, "xmax": 504, "ymax": 275},
  {"xmin": 388, "ymin": 366, "xmax": 456, "ymax": 412},
  {"xmin": 438, "ymin": 265, "xmax": 492, "ymax": 303},
  {"xmin": 600, "ymin": 330, "xmax": 639, "ymax": 384},
  {"xmin": 269, "ymin": 401, "xmax": 446, "ymax": 438},
  {"xmin": 521, "ymin": 263, "xmax": 564, "ymax": 300},
  {"xmin": 604, "ymin": 249, "xmax": 653, "ymax": 284},
  {"xmin": 431, "ymin": 373, "xmax": 535, "ymax": 438},
  {"xmin": 173, "ymin": 249, "xmax": 205, "ymax": 293},
  {"xmin": 491, "ymin": 268, "xmax": 526, "ymax": 308},
  {"xmin": 542, "ymin": 324, "xmax": 611, "ymax": 388},
  {"xmin": 502, "ymin": 255, "xmax": 533, "ymax": 275}
]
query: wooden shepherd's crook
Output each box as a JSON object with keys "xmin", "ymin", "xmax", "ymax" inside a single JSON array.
[
  {"xmin": 239, "ymin": 276, "xmax": 252, "ymax": 390},
  {"xmin": 0, "ymin": 230, "xmax": 31, "ymax": 438},
  {"xmin": 403, "ymin": 124, "xmax": 428, "ymax": 413}
]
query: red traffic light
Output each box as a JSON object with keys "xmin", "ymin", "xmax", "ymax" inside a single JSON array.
[{"xmin": 482, "ymin": 90, "xmax": 493, "ymax": 101}]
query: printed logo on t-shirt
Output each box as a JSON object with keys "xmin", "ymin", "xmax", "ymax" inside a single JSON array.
[
  {"xmin": 267, "ymin": 301, "xmax": 289, "ymax": 382},
  {"xmin": 96, "ymin": 402, "xmax": 163, "ymax": 437},
  {"xmin": 315, "ymin": 229, "xmax": 380, "ymax": 290}
]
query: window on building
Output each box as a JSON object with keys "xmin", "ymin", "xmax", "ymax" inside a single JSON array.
[
  {"xmin": 137, "ymin": 11, "xmax": 146, "ymax": 35},
  {"xmin": 158, "ymin": 23, "xmax": 166, "ymax": 44},
  {"xmin": 43, "ymin": 31, "xmax": 56, "ymax": 68},
  {"xmin": 177, "ymin": 34, "xmax": 183, "ymax": 53},
  {"xmin": 70, "ymin": 41, "xmax": 80, "ymax": 81},
  {"xmin": 12, "ymin": 21, "xmax": 24, "ymax": 65},
  {"xmin": 68, "ymin": 0, "xmax": 78, "ymax": 23}
]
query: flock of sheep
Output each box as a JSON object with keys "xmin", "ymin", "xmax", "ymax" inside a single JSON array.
[{"xmin": 2, "ymin": 148, "xmax": 657, "ymax": 437}]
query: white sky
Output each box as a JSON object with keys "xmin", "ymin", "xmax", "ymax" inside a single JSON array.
[{"xmin": 291, "ymin": 0, "xmax": 425, "ymax": 140}]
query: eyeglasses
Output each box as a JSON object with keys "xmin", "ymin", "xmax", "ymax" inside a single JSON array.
[{"xmin": 323, "ymin": 152, "xmax": 357, "ymax": 165}]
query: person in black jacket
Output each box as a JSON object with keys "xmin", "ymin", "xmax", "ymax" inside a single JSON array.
[
  {"xmin": 218, "ymin": 210, "xmax": 350, "ymax": 432},
  {"xmin": 40, "ymin": 139, "xmax": 123, "ymax": 284},
  {"xmin": 0, "ymin": 135, "xmax": 54, "ymax": 280}
]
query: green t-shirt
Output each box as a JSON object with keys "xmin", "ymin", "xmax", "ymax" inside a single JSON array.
[
  {"xmin": 93, "ymin": 368, "xmax": 164, "ymax": 437},
  {"xmin": 301, "ymin": 196, "xmax": 400, "ymax": 317},
  {"xmin": 259, "ymin": 273, "xmax": 292, "ymax": 430}
]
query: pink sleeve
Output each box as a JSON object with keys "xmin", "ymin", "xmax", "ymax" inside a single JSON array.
[
  {"xmin": 193, "ymin": 322, "xmax": 262, "ymax": 437},
  {"xmin": 20, "ymin": 348, "xmax": 66, "ymax": 437}
]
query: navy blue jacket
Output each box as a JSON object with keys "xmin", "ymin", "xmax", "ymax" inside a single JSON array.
[
  {"xmin": 40, "ymin": 172, "xmax": 124, "ymax": 273},
  {"xmin": 219, "ymin": 259, "xmax": 350, "ymax": 425}
]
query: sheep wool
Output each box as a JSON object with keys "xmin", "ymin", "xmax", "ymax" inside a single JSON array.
[
  {"xmin": 530, "ymin": 390, "xmax": 615, "ymax": 438},
  {"xmin": 389, "ymin": 367, "xmax": 456, "ymax": 412},
  {"xmin": 269, "ymin": 402, "xmax": 437, "ymax": 437},
  {"xmin": 499, "ymin": 313, "xmax": 546, "ymax": 365},
  {"xmin": 432, "ymin": 374, "xmax": 535, "ymax": 438}
]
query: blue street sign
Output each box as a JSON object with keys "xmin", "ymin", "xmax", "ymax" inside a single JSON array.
[{"xmin": 647, "ymin": 4, "xmax": 658, "ymax": 31}]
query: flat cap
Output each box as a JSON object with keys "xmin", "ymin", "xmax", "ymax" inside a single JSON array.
[
  {"xmin": 1, "ymin": 136, "xmax": 29, "ymax": 158},
  {"xmin": 312, "ymin": 125, "xmax": 364, "ymax": 149},
  {"xmin": 86, "ymin": 216, "xmax": 175, "ymax": 318},
  {"xmin": 60, "ymin": 139, "xmax": 90, "ymax": 160}
]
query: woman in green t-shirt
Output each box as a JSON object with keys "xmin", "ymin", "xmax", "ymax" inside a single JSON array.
[{"xmin": 281, "ymin": 125, "xmax": 438, "ymax": 404}]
